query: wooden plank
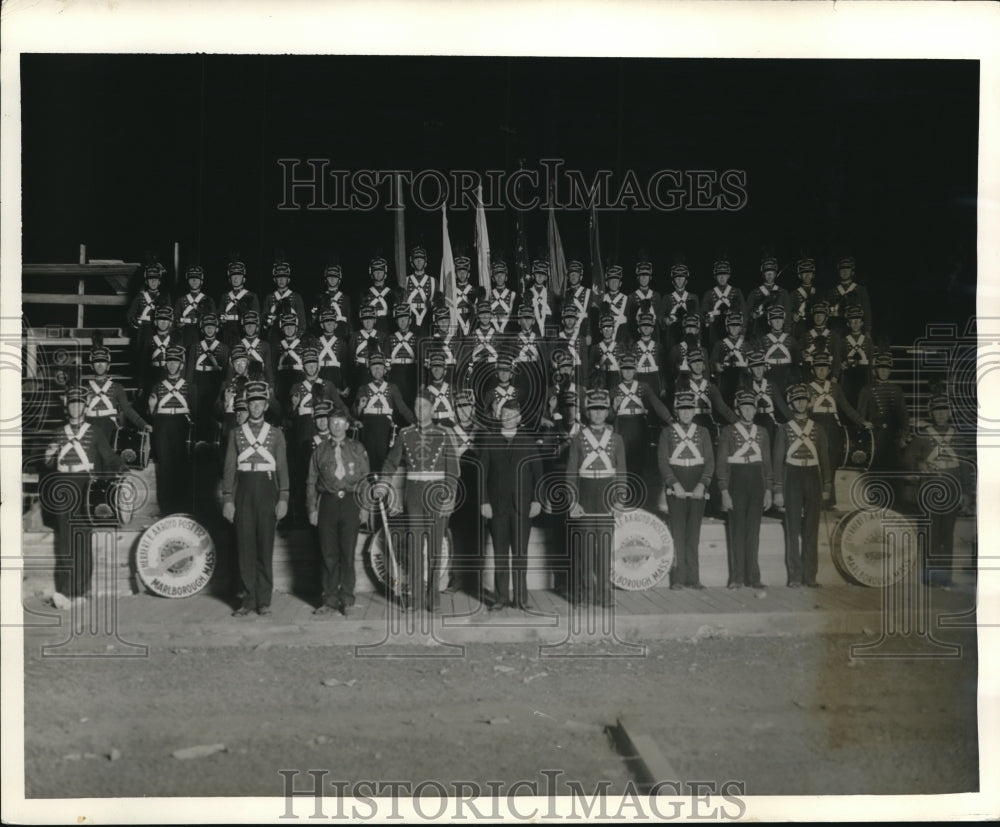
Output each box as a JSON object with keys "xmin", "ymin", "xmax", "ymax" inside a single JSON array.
[
  {"xmin": 23, "ymin": 294, "xmax": 129, "ymax": 306},
  {"xmin": 24, "ymin": 263, "xmax": 140, "ymax": 277}
]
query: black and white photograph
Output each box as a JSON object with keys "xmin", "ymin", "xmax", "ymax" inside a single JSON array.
[{"xmin": 2, "ymin": 1, "xmax": 999, "ymax": 822}]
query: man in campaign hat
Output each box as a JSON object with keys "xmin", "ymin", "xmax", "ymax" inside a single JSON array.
[{"xmin": 307, "ymin": 407, "xmax": 371, "ymax": 615}]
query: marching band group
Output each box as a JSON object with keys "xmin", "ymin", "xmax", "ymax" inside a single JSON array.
[{"xmin": 41, "ymin": 245, "xmax": 973, "ymax": 612}]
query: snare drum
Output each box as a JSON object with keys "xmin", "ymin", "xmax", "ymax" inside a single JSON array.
[
  {"xmin": 842, "ymin": 424, "xmax": 876, "ymax": 471},
  {"xmin": 113, "ymin": 426, "xmax": 150, "ymax": 469},
  {"xmin": 86, "ymin": 474, "xmax": 136, "ymax": 527}
]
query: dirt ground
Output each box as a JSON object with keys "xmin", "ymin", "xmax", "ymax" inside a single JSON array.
[{"xmin": 21, "ymin": 630, "xmax": 978, "ymax": 802}]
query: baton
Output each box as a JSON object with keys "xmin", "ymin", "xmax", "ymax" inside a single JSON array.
[{"xmin": 373, "ymin": 474, "xmax": 401, "ymax": 594}]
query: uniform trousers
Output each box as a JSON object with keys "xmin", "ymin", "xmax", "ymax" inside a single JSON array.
[
  {"xmin": 812, "ymin": 413, "xmax": 844, "ymax": 476},
  {"xmin": 926, "ymin": 469, "xmax": 961, "ymax": 586},
  {"xmin": 51, "ymin": 472, "xmax": 92, "ymax": 598},
  {"xmin": 575, "ymin": 477, "xmax": 615, "ymax": 606},
  {"xmin": 726, "ymin": 463, "xmax": 765, "ymax": 587},
  {"xmin": 362, "ymin": 415, "xmax": 394, "ymax": 478},
  {"xmin": 393, "ymin": 480, "xmax": 448, "ymax": 612},
  {"xmin": 191, "ymin": 372, "xmax": 223, "ymax": 443},
  {"xmin": 782, "ymin": 464, "xmax": 822, "ymax": 586},
  {"xmin": 317, "ymin": 490, "xmax": 361, "ymax": 607},
  {"xmin": 152, "ymin": 413, "xmax": 191, "ymax": 515},
  {"xmin": 389, "ymin": 365, "xmax": 417, "ymax": 410},
  {"xmin": 667, "ymin": 464, "xmax": 706, "ymax": 586},
  {"xmin": 489, "ymin": 508, "xmax": 531, "ymax": 606},
  {"xmin": 234, "ymin": 471, "xmax": 279, "ymax": 609},
  {"xmin": 86, "ymin": 416, "xmax": 117, "ymax": 446},
  {"xmin": 288, "ymin": 437, "xmax": 313, "ymax": 523}
]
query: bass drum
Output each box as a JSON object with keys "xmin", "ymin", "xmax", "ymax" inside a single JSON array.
[
  {"xmin": 364, "ymin": 525, "xmax": 453, "ymax": 598},
  {"xmin": 85, "ymin": 475, "xmax": 137, "ymax": 527},
  {"xmin": 842, "ymin": 423, "xmax": 876, "ymax": 471},
  {"xmin": 113, "ymin": 426, "xmax": 150, "ymax": 469},
  {"xmin": 186, "ymin": 418, "xmax": 222, "ymax": 457},
  {"xmin": 830, "ymin": 509, "xmax": 918, "ymax": 587}
]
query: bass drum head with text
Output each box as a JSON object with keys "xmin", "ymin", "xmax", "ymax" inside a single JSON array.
[
  {"xmin": 364, "ymin": 526, "xmax": 452, "ymax": 597},
  {"xmin": 612, "ymin": 508, "xmax": 674, "ymax": 590},
  {"xmin": 830, "ymin": 509, "xmax": 917, "ymax": 587},
  {"xmin": 135, "ymin": 513, "xmax": 216, "ymax": 598}
]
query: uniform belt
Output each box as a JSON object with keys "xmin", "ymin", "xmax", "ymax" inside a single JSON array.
[
  {"xmin": 237, "ymin": 463, "xmax": 276, "ymax": 472},
  {"xmin": 89, "ymin": 410, "xmax": 116, "ymax": 417},
  {"xmin": 409, "ymin": 472, "xmax": 445, "ymax": 480},
  {"xmin": 670, "ymin": 458, "xmax": 702, "ymax": 467},
  {"xmin": 932, "ymin": 462, "xmax": 960, "ymax": 470},
  {"xmin": 579, "ymin": 469, "xmax": 615, "ymax": 478},
  {"xmin": 727, "ymin": 457, "xmax": 761, "ymax": 464},
  {"xmin": 156, "ymin": 410, "xmax": 189, "ymax": 416},
  {"xmin": 392, "ymin": 358, "xmax": 415, "ymax": 365},
  {"xmin": 786, "ymin": 458, "xmax": 819, "ymax": 467},
  {"xmin": 321, "ymin": 489, "xmax": 350, "ymax": 499}
]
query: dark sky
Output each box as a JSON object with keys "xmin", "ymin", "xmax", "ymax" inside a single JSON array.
[{"xmin": 20, "ymin": 55, "xmax": 978, "ymax": 340}]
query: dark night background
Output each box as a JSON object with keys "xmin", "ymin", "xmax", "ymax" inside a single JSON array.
[{"xmin": 20, "ymin": 55, "xmax": 978, "ymax": 343}]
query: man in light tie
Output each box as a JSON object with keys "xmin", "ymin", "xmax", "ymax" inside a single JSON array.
[{"xmin": 307, "ymin": 410, "xmax": 371, "ymax": 616}]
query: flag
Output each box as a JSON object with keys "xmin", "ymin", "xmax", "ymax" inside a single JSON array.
[
  {"xmin": 547, "ymin": 203, "xmax": 567, "ymax": 299},
  {"xmin": 589, "ymin": 197, "xmax": 604, "ymax": 296},
  {"xmin": 394, "ymin": 174, "xmax": 407, "ymax": 289},
  {"xmin": 440, "ymin": 204, "xmax": 458, "ymax": 328},
  {"xmin": 475, "ymin": 184, "xmax": 491, "ymax": 300},
  {"xmin": 515, "ymin": 211, "xmax": 531, "ymax": 297}
]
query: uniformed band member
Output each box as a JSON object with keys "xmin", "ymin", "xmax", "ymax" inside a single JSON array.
[
  {"xmin": 378, "ymin": 396, "xmax": 459, "ymax": 613},
  {"xmin": 147, "ymin": 345, "xmax": 193, "ymax": 515},
  {"xmin": 356, "ymin": 351, "xmax": 415, "ymax": 473},
  {"xmin": 908, "ymin": 394, "xmax": 973, "ymax": 588},
  {"xmin": 702, "ymin": 259, "xmax": 745, "ymax": 346},
  {"xmin": 186, "ymin": 312, "xmax": 228, "ymax": 445},
  {"xmin": 599, "ymin": 265, "xmax": 630, "ymax": 343},
  {"xmin": 307, "ymin": 408, "xmax": 371, "ymax": 615},
  {"xmin": 44, "ymin": 386, "xmax": 128, "ymax": 603},
  {"xmin": 311, "ymin": 257, "xmax": 352, "ymax": 340},
  {"xmin": 236, "ymin": 309, "xmax": 274, "ymax": 385},
  {"xmin": 611, "ymin": 351, "xmax": 673, "ymax": 478},
  {"xmin": 315, "ymin": 307, "xmax": 347, "ymax": 391},
  {"xmin": 222, "ymin": 380, "xmax": 290, "ymax": 616},
  {"xmin": 262, "ymin": 258, "xmax": 307, "ymax": 345},
  {"xmin": 174, "ymin": 264, "xmax": 216, "ymax": 349},
  {"xmin": 362, "ymin": 254, "xmax": 397, "ymax": 335},
  {"xmin": 773, "ymin": 383, "xmax": 831, "ymax": 588},
  {"xmin": 127, "ymin": 262, "xmax": 171, "ymax": 389},
  {"xmin": 349, "ymin": 305, "xmax": 385, "ymax": 388},
  {"xmin": 403, "ymin": 245, "xmax": 436, "ymax": 335},
  {"xmin": 489, "ymin": 259, "xmax": 517, "ymax": 333},
  {"xmin": 838, "ymin": 305, "xmax": 874, "ymax": 407},
  {"xmin": 140, "ymin": 304, "xmax": 179, "ymax": 407},
  {"xmin": 479, "ymin": 400, "xmax": 544, "ymax": 611},
  {"xmin": 658, "ymin": 391, "xmax": 713, "ymax": 590},
  {"xmin": 717, "ymin": 390, "xmax": 773, "ymax": 590},
  {"xmin": 747, "ymin": 255, "xmax": 791, "ymax": 339},
  {"xmin": 661, "ymin": 263, "xmax": 700, "ymax": 349},
  {"xmin": 791, "ymin": 257, "xmax": 819, "ymax": 339},
  {"xmin": 857, "ymin": 351, "xmax": 909, "ymax": 472},
  {"xmin": 567, "ymin": 389, "xmax": 627, "ymax": 607},
  {"xmin": 387, "ymin": 302, "xmax": 419, "ymax": 406},
  {"xmin": 218, "ymin": 256, "xmax": 260, "ymax": 346},
  {"xmin": 825, "ymin": 256, "xmax": 872, "ymax": 334},
  {"xmin": 84, "ymin": 344, "xmax": 151, "ymax": 444}
]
